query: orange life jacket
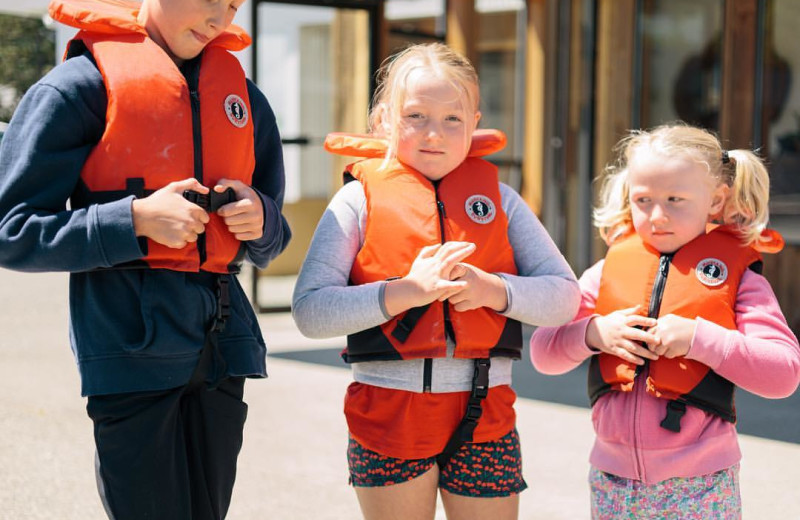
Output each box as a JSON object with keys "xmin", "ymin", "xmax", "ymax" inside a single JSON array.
[
  {"xmin": 325, "ymin": 130, "xmax": 522, "ymax": 362},
  {"xmin": 588, "ymin": 225, "xmax": 784, "ymax": 429},
  {"xmin": 50, "ymin": 0, "xmax": 255, "ymax": 273}
]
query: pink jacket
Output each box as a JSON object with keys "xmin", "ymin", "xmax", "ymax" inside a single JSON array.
[{"xmin": 530, "ymin": 260, "xmax": 800, "ymax": 484}]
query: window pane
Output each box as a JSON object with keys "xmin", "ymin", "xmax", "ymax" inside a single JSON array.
[
  {"xmin": 476, "ymin": 4, "xmax": 525, "ymax": 190},
  {"xmin": 764, "ymin": 2, "xmax": 800, "ymax": 198},
  {"xmin": 256, "ymin": 4, "xmax": 369, "ymax": 202},
  {"xmin": 640, "ymin": 0, "xmax": 723, "ymax": 129},
  {"xmin": 385, "ymin": 0, "xmax": 445, "ymax": 51}
]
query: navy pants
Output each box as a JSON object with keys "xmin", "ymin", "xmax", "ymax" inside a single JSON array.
[{"xmin": 86, "ymin": 374, "xmax": 248, "ymax": 520}]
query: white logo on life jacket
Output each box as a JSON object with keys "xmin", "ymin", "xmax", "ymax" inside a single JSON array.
[
  {"xmin": 224, "ymin": 94, "xmax": 248, "ymax": 128},
  {"xmin": 696, "ymin": 258, "xmax": 728, "ymax": 287},
  {"xmin": 465, "ymin": 195, "xmax": 496, "ymax": 224}
]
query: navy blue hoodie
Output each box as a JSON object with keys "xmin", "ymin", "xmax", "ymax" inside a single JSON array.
[{"xmin": 0, "ymin": 50, "xmax": 290, "ymax": 396}]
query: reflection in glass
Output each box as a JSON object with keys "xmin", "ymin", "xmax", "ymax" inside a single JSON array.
[
  {"xmin": 639, "ymin": 0, "xmax": 723, "ymax": 129},
  {"xmin": 764, "ymin": 1, "xmax": 799, "ymax": 198}
]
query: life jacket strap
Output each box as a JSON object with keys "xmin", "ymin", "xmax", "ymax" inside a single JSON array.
[
  {"xmin": 436, "ymin": 358, "xmax": 491, "ymax": 468},
  {"xmin": 660, "ymin": 400, "xmax": 687, "ymax": 432},
  {"xmin": 391, "ymin": 304, "xmax": 431, "ymax": 343},
  {"xmin": 187, "ymin": 275, "xmax": 231, "ymax": 391}
]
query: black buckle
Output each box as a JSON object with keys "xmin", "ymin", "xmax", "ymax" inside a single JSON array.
[
  {"xmin": 660, "ymin": 400, "xmax": 687, "ymax": 432},
  {"xmin": 465, "ymin": 403, "xmax": 483, "ymax": 421},
  {"xmin": 183, "ymin": 187, "xmax": 236, "ymax": 213},
  {"xmin": 211, "ymin": 276, "xmax": 231, "ymax": 333},
  {"xmin": 471, "ymin": 358, "xmax": 490, "ymax": 398}
]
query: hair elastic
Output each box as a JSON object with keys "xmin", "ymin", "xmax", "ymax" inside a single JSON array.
[{"xmin": 721, "ymin": 150, "xmax": 730, "ymax": 164}]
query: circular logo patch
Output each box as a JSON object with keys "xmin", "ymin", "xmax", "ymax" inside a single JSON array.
[
  {"xmin": 465, "ymin": 194, "xmax": 496, "ymax": 224},
  {"xmin": 695, "ymin": 258, "xmax": 728, "ymax": 287},
  {"xmin": 224, "ymin": 94, "xmax": 248, "ymax": 128}
]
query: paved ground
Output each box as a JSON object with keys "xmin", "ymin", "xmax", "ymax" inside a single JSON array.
[{"xmin": 1, "ymin": 268, "xmax": 800, "ymax": 519}]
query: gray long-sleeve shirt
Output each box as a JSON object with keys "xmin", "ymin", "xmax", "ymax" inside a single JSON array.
[{"xmin": 292, "ymin": 180, "xmax": 580, "ymax": 393}]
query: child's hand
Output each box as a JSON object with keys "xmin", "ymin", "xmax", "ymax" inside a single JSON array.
[
  {"xmin": 384, "ymin": 241, "xmax": 475, "ymax": 316},
  {"xmin": 132, "ymin": 178, "xmax": 210, "ymax": 249},
  {"xmin": 444, "ymin": 263, "xmax": 508, "ymax": 312},
  {"xmin": 648, "ymin": 314, "xmax": 696, "ymax": 358},
  {"xmin": 214, "ymin": 179, "xmax": 265, "ymax": 241},
  {"xmin": 585, "ymin": 306, "xmax": 660, "ymax": 365}
]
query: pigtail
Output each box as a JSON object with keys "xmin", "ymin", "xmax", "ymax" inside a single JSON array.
[{"xmin": 722, "ymin": 150, "xmax": 771, "ymax": 245}]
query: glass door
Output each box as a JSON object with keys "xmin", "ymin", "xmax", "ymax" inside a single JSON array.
[{"xmin": 250, "ymin": 1, "xmax": 378, "ymax": 310}]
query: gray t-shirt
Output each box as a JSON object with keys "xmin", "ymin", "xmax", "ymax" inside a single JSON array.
[{"xmin": 292, "ymin": 180, "xmax": 580, "ymax": 393}]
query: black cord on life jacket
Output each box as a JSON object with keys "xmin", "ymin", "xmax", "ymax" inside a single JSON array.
[
  {"xmin": 187, "ymin": 275, "xmax": 231, "ymax": 391},
  {"xmin": 436, "ymin": 358, "xmax": 491, "ymax": 468}
]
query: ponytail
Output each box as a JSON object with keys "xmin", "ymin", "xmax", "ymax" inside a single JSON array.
[{"xmin": 721, "ymin": 150, "xmax": 771, "ymax": 245}]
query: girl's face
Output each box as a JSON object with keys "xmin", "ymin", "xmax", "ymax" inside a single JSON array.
[
  {"xmin": 628, "ymin": 150, "xmax": 727, "ymax": 253},
  {"xmin": 394, "ymin": 70, "xmax": 481, "ymax": 181},
  {"xmin": 140, "ymin": 0, "xmax": 244, "ymax": 65}
]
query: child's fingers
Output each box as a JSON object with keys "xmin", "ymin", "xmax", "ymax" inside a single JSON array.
[
  {"xmin": 214, "ymin": 178, "xmax": 248, "ymax": 197},
  {"xmin": 434, "ymin": 279, "xmax": 467, "ymax": 298},
  {"xmin": 448, "ymin": 263, "xmax": 468, "ymax": 280},
  {"xmin": 170, "ymin": 177, "xmax": 209, "ymax": 194},
  {"xmin": 612, "ymin": 341, "xmax": 649, "ymax": 365},
  {"xmin": 417, "ymin": 244, "xmax": 442, "ymax": 259},
  {"xmin": 219, "ymin": 207, "xmax": 259, "ymax": 225},
  {"xmin": 617, "ymin": 305, "xmax": 643, "ymax": 316},
  {"xmin": 624, "ymin": 326, "xmax": 658, "ymax": 348},
  {"xmin": 626, "ymin": 314, "xmax": 657, "ymax": 329},
  {"xmin": 437, "ymin": 242, "xmax": 476, "ymax": 268}
]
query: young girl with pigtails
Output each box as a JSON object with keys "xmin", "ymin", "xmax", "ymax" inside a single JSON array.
[
  {"xmin": 530, "ymin": 123, "xmax": 800, "ymax": 519},
  {"xmin": 292, "ymin": 43, "xmax": 580, "ymax": 520}
]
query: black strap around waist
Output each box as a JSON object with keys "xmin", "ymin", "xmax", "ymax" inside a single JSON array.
[
  {"xmin": 436, "ymin": 358, "xmax": 491, "ymax": 468},
  {"xmin": 187, "ymin": 275, "xmax": 231, "ymax": 391}
]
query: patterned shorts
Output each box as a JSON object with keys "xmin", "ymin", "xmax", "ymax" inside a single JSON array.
[
  {"xmin": 589, "ymin": 464, "xmax": 741, "ymax": 519},
  {"xmin": 347, "ymin": 429, "xmax": 527, "ymax": 498}
]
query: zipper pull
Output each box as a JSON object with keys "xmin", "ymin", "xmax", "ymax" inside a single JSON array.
[{"xmin": 437, "ymin": 200, "xmax": 447, "ymax": 218}]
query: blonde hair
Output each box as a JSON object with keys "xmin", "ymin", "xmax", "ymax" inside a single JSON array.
[
  {"xmin": 594, "ymin": 123, "xmax": 771, "ymax": 245},
  {"xmin": 368, "ymin": 43, "xmax": 480, "ymax": 163}
]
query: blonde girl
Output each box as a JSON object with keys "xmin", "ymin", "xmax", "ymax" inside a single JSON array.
[
  {"xmin": 293, "ymin": 43, "xmax": 580, "ymax": 520},
  {"xmin": 530, "ymin": 123, "xmax": 800, "ymax": 519}
]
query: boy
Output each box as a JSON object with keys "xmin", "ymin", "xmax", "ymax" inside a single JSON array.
[{"xmin": 0, "ymin": 0, "xmax": 290, "ymax": 518}]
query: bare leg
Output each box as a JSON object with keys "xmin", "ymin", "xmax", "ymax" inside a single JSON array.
[
  {"xmin": 354, "ymin": 465, "xmax": 440, "ymax": 520},
  {"xmin": 440, "ymin": 489, "xmax": 520, "ymax": 520}
]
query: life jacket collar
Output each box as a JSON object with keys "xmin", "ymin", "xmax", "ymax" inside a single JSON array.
[{"xmin": 49, "ymin": 0, "xmax": 251, "ymax": 51}]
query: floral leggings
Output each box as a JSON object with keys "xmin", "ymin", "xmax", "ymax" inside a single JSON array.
[{"xmin": 589, "ymin": 464, "xmax": 741, "ymax": 519}]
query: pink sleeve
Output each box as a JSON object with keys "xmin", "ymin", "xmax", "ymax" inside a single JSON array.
[
  {"xmin": 687, "ymin": 269, "xmax": 800, "ymax": 398},
  {"xmin": 529, "ymin": 260, "xmax": 603, "ymax": 375}
]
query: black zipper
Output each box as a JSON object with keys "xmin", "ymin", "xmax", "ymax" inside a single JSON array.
[
  {"xmin": 421, "ymin": 186, "xmax": 451, "ymax": 394},
  {"xmin": 186, "ymin": 57, "xmax": 207, "ymax": 265},
  {"xmin": 647, "ymin": 253, "xmax": 673, "ymax": 319},
  {"xmin": 632, "ymin": 252, "xmax": 673, "ymax": 480}
]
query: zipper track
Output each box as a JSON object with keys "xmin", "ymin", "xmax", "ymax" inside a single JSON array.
[
  {"xmin": 633, "ymin": 252, "xmax": 674, "ymax": 480},
  {"xmin": 187, "ymin": 58, "xmax": 207, "ymax": 265},
  {"xmin": 421, "ymin": 187, "xmax": 450, "ymax": 394}
]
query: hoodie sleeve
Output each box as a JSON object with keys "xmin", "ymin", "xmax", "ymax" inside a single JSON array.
[
  {"xmin": 686, "ymin": 269, "xmax": 800, "ymax": 398},
  {"xmin": 241, "ymin": 79, "xmax": 291, "ymax": 269},
  {"xmin": 529, "ymin": 260, "xmax": 605, "ymax": 375},
  {"xmin": 0, "ymin": 55, "xmax": 143, "ymax": 273}
]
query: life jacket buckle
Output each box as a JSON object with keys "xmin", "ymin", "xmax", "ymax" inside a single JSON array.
[
  {"xmin": 211, "ymin": 276, "xmax": 231, "ymax": 333},
  {"xmin": 465, "ymin": 403, "xmax": 483, "ymax": 421},
  {"xmin": 660, "ymin": 400, "xmax": 687, "ymax": 432},
  {"xmin": 183, "ymin": 187, "xmax": 236, "ymax": 213}
]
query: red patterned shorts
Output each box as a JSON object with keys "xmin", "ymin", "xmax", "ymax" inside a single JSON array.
[{"xmin": 347, "ymin": 428, "xmax": 527, "ymax": 498}]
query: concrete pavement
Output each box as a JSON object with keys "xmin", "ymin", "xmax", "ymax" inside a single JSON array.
[{"xmin": 1, "ymin": 268, "xmax": 799, "ymax": 519}]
